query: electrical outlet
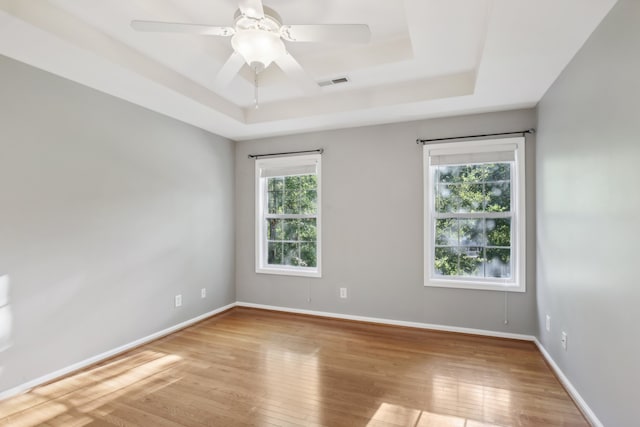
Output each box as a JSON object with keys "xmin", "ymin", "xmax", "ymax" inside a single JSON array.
[
  {"xmin": 201, "ymin": 288, "xmax": 207, "ymax": 299},
  {"xmin": 175, "ymin": 294, "xmax": 182, "ymax": 308},
  {"xmin": 561, "ymin": 331, "xmax": 567, "ymax": 351},
  {"xmin": 546, "ymin": 315, "xmax": 551, "ymax": 332},
  {"xmin": 339, "ymin": 287, "xmax": 348, "ymax": 299}
]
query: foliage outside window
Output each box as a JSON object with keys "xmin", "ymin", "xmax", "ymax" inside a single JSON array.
[
  {"xmin": 255, "ymin": 154, "xmax": 321, "ymax": 277},
  {"xmin": 424, "ymin": 138, "xmax": 526, "ymax": 292}
]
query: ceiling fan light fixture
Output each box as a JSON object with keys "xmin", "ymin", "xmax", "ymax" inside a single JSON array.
[{"xmin": 231, "ymin": 29, "xmax": 285, "ymax": 71}]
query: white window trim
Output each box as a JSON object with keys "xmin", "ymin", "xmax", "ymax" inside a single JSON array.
[
  {"xmin": 255, "ymin": 154, "xmax": 322, "ymax": 278},
  {"xmin": 423, "ymin": 137, "xmax": 526, "ymax": 292}
]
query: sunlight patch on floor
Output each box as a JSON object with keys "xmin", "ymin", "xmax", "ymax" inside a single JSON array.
[
  {"xmin": 368, "ymin": 402, "xmax": 506, "ymax": 427},
  {"xmin": 0, "ymin": 351, "xmax": 182, "ymax": 427}
]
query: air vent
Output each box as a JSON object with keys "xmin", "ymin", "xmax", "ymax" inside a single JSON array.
[{"xmin": 317, "ymin": 76, "xmax": 350, "ymax": 87}]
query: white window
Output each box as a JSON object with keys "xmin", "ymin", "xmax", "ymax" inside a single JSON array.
[
  {"xmin": 423, "ymin": 138, "xmax": 525, "ymax": 292},
  {"xmin": 255, "ymin": 154, "xmax": 321, "ymax": 277}
]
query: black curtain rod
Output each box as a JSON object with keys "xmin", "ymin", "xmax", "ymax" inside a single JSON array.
[
  {"xmin": 248, "ymin": 148, "xmax": 324, "ymax": 159},
  {"xmin": 416, "ymin": 129, "xmax": 535, "ymax": 145}
]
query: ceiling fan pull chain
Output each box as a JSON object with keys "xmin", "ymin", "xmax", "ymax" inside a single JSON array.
[{"xmin": 254, "ymin": 69, "xmax": 260, "ymax": 109}]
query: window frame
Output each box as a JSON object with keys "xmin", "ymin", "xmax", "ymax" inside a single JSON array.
[
  {"xmin": 423, "ymin": 137, "xmax": 526, "ymax": 292},
  {"xmin": 255, "ymin": 154, "xmax": 322, "ymax": 278}
]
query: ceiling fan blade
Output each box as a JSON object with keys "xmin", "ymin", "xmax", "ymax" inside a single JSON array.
[
  {"xmin": 214, "ymin": 52, "xmax": 246, "ymax": 89},
  {"xmin": 237, "ymin": 0, "xmax": 264, "ymax": 19},
  {"xmin": 275, "ymin": 53, "xmax": 320, "ymax": 95},
  {"xmin": 131, "ymin": 20, "xmax": 234, "ymax": 36},
  {"xmin": 280, "ymin": 24, "xmax": 371, "ymax": 43}
]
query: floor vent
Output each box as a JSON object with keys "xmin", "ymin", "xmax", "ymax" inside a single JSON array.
[{"xmin": 318, "ymin": 76, "xmax": 350, "ymax": 87}]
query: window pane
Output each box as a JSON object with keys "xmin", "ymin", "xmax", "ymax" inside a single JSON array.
[
  {"xmin": 460, "ymin": 164, "xmax": 485, "ymax": 182},
  {"xmin": 434, "ymin": 247, "xmax": 459, "ymax": 276},
  {"xmin": 486, "ymin": 218, "xmax": 511, "ymax": 247},
  {"xmin": 283, "ymin": 242, "xmax": 300, "ymax": 266},
  {"xmin": 268, "ymin": 242, "xmax": 283, "ymax": 265},
  {"xmin": 437, "ymin": 165, "xmax": 462, "ymax": 183},
  {"xmin": 274, "ymin": 177, "xmax": 285, "ymax": 191},
  {"xmin": 458, "ymin": 183, "xmax": 485, "ymax": 213},
  {"xmin": 485, "ymin": 248, "xmax": 511, "ymax": 278},
  {"xmin": 267, "ymin": 177, "xmax": 285, "ymax": 214},
  {"xmin": 284, "ymin": 176, "xmax": 302, "ymax": 214},
  {"xmin": 301, "ymin": 189, "xmax": 317, "ymax": 214},
  {"xmin": 459, "ymin": 247, "xmax": 484, "ymax": 277},
  {"xmin": 283, "ymin": 219, "xmax": 299, "ymax": 241},
  {"xmin": 268, "ymin": 190, "xmax": 283, "ymax": 214},
  {"xmin": 300, "ymin": 242, "xmax": 317, "ymax": 267},
  {"xmin": 435, "ymin": 219, "xmax": 458, "ymax": 246},
  {"xmin": 299, "ymin": 218, "xmax": 317, "ymax": 241},
  {"xmin": 459, "ymin": 219, "xmax": 485, "ymax": 246},
  {"xmin": 266, "ymin": 219, "xmax": 284, "ymax": 240},
  {"xmin": 267, "ymin": 177, "xmax": 279, "ymax": 191},
  {"xmin": 485, "ymin": 182, "xmax": 510, "ymax": 212},
  {"xmin": 485, "ymin": 163, "xmax": 510, "ymax": 181},
  {"xmin": 436, "ymin": 184, "xmax": 461, "ymax": 213},
  {"xmin": 301, "ymin": 175, "xmax": 317, "ymax": 189}
]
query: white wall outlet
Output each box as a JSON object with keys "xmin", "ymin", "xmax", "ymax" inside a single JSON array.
[
  {"xmin": 561, "ymin": 331, "xmax": 568, "ymax": 350},
  {"xmin": 174, "ymin": 294, "xmax": 182, "ymax": 308},
  {"xmin": 201, "ymin": 288, "xmax": 207, "ymax": 299},
  {"xmin": 546, "ymin": 315, "xmax": 551, "ymax": 332},
  {"xmin": 339, "ymin": 287, "xmax": 348, "ymax": 299}
]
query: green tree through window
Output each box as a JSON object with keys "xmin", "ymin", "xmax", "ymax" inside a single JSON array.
[
  {"xmin": 433, "ymin": 163, "xmax": 512, "ymax": 278},
  {"xmin": 424, "ymin": 138, "xmax": 525, "ymax": 291},
  {"xmin": 265, "ymin": 174, "xmax": 318, "ymax": 267}
]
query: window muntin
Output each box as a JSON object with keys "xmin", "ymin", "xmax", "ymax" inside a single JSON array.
[
  {"xmin": 424, "ymin": 138, "xmax": 525, "ymax": 292},
  {"xmin": 256, "ymin": 155, "xmax": 321, "ymax": 277}
]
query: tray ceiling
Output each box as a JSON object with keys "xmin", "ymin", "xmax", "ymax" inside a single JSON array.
[{"xmin": 0, "ymin": 0, "xmax": 617, "ymax": 140}]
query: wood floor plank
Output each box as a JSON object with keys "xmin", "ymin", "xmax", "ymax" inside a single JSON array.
[{"xmin": 0, "ymin": 307, "xmax": 588, "ymax": 426}]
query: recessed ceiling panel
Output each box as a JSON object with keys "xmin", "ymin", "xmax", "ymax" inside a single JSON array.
[{"xmin": 0, "ymin": 0, "xmax": 619, "ymax": 140}]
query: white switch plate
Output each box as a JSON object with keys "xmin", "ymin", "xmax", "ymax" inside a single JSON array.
[
  {"xmin": 339, "ymin": 288, "xmax": 347, "ymax": 299},
  {"xmin": 561, "ymin": 331, "xmax": 567, "ymax": 350},
  {"xmin": 545, "ymin": 315, "xmax": 551, "ymax": 332},
  {"xmin": 175, "ymin": 294, "xmax": 182, "ymax": 307},
  {"xmin": 201, "ymin": 288, "xmax": 207, "ymax": 299}
]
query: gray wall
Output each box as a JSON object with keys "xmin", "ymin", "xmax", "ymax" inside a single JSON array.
[
  {"xmin": 236, "ymin": 109, "xmax": 537, "ymax": 335},
  {"xmin": 0, "ymin": 55, "xmax": 235, "ymax": 394},
  {"xmin": 536, "ymin": 0, "xmax": 639, "ymax": 426}
]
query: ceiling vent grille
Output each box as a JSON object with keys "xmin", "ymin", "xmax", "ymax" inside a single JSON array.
[{"xmin": 318, "ymin": 76, "xmax": 350, "ymax": 87}]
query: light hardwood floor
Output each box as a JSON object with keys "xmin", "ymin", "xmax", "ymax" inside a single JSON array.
[{"xmin": 0, "ymin": 307, "xmax": 588, "ymax": 427}]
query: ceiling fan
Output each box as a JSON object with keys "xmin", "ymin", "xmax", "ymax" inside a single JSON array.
[{"xmin": 131, "ymin": 0, "xmax": 371, "ymax": 103}]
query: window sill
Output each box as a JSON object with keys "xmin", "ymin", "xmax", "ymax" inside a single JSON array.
[
  {"xmin": 256, "ymin": 267, "xmax": 321, "ymax": 278},
  {"xmin": 425, "ymin": 279, "xmax": 525, "ymax": 293}
]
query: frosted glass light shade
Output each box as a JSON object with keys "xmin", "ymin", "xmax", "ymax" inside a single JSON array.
[{"xmin": 231, "ymin": 29, "xmax": 286, "ymax": 71}]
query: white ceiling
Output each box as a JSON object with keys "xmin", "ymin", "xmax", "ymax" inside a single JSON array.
[{"xmin": 0, "ymin": 0, "xmax": 617, "ymax": 140}]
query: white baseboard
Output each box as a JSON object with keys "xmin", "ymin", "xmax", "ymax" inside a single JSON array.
[
  {"xmin": 533, "ymin": 338, "xmax": 602, "ymax": 427},
  {"xmin": 236, "ymin": 301, "xmax": 536, "ymax": 341},
  {"xmin": 0, "ymin": 302, "xmax": 236, "ymax": 401}
]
